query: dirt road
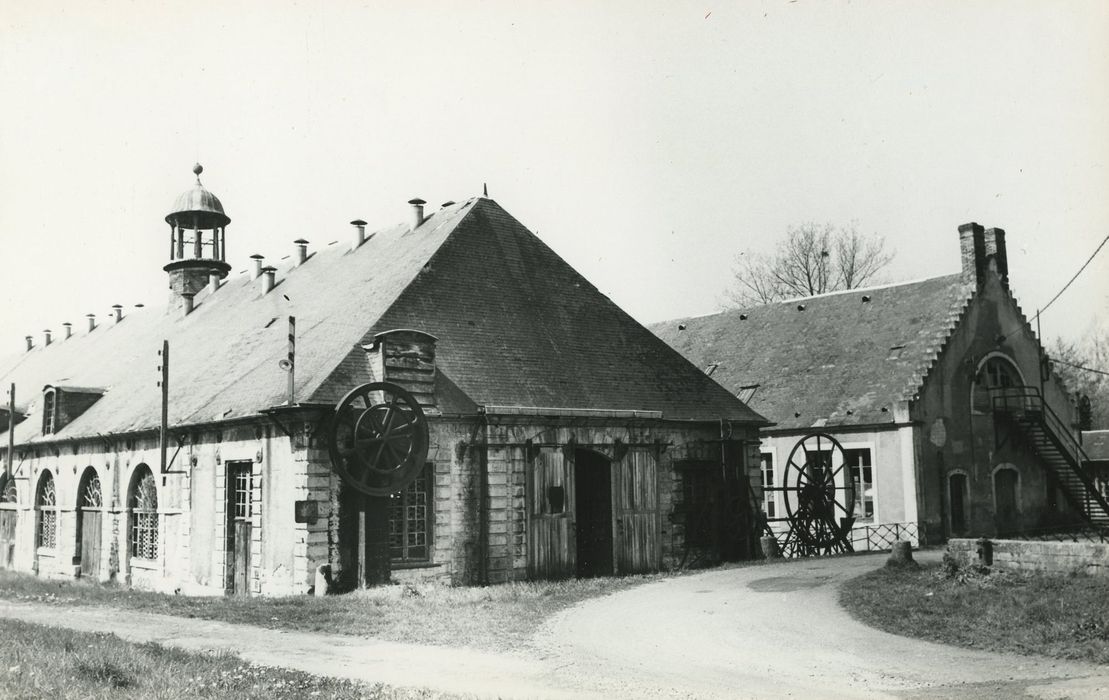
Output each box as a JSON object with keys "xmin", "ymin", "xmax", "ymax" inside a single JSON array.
[{"xmin": 2, "ymin": 552, "xmax": 1107, "ymax": 698}]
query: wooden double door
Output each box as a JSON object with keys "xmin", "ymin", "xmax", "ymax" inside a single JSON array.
[{"xmin": 527, "ymin": 447, "xmax": 660, "ymax": 579}]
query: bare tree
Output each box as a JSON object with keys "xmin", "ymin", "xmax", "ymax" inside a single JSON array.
[
  {"xmin": 1050, "ymin": 329, "xmax": 1109, "ymax": 430},
  {"xmin": 723, "ymin": 223, "xmax": 894, "ymax": 307}
]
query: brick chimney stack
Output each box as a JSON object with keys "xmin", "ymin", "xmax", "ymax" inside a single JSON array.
[
  {"xmin": 984, "ymin": 227, "xmax": 1008, "ymax": 285},
  {"xmin": 958, "ymin": 222, "xmax": 986, "ymax": 286}
]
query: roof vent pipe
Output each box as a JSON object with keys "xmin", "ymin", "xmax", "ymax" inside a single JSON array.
[
  {"xmin": 250, "ymin": 254, "xmax": 264, "ymax": 280},
  {"xmin": 350, "ymin": 220, "xmax": 367, "ymax": 251},
  {"xmin": 63, "ymin": 322, "xmax": 72, "ymax": 339},
  {"xmin": 182, "ymin": 292, "xmax": 195, "ymax": 316},
  {"xmin": 294, "ymin": 239, "xmax": 309, "ymax": 266},
  {"xmin": 112, "ymin": 304, "xmax": 123, "ymax": 323},
  {"xmin": 25, "ymin": 335, "xmax": 33, "ymax": 352},
  {"xmin": 408, "ymin": 198, "xmax": 426, "ymax": 230},
  {"xmin": 262, "ymin": 266, "xmax": 277, "ymax": 293},
  {"xmin": 86, "ymin": 314, "xmax": 96, "ymax": 332},
  {"xmin": 208, "ymin": 271, "xmax": 221, "ymax": 294},
  {"xmin": 43, "ymin": 329, "xmax": 52, "ymax": 346}
]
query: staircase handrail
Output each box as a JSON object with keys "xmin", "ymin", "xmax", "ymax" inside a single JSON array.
[
  {"xmin": 992, "ymin": 384, "xmax": 1109, "ymax": 521},
  {"xmin": 991, "ymin": 386, "xmax": 1092, "ymax": 466}
]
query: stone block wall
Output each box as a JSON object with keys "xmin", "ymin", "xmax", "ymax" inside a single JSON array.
[{"xmin": 948, "ymin": 537, "xmax": 1109, "ymax": 576}]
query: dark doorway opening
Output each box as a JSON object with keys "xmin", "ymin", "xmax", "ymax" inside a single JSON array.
[
  {"xmin": 949, "ymin": 473, "xmax": 968, "ymax": 536},
  {"xmin": 574, "ymin": 449, "xmax": 613, "ymax": 577}
]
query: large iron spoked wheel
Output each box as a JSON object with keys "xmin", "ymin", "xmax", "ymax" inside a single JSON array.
[
  {"xmin": 782, "ymin": 432, "xmax": 857, "ymax": 555},
  {"xmin": 327, "ymin": 382, "xmax": 429, "ymax": 497}
]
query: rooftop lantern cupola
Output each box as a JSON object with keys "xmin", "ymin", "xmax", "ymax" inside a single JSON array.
[{"xmin": 163, "ymin": 163, "xmax": 231, "ymax": 308}]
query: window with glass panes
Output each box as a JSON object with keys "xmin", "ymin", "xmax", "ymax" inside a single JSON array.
[
  {"xmin": 845, "ymin": 448, "xmax": 874, "ymax": 521},
  {"xmin": 130, "ymin": 467, "xmax": 159, "ymax": 560},
  {"xmin": 389, "ymin": 464, "xmax": 430, "ymax": 562},
  {"xmin": 760, "ymin": 452, "xmax": 776, "ymax": 518},
  {"xmin": 36, "ymin": 473, "xmax": 57, "ymax": 549}
]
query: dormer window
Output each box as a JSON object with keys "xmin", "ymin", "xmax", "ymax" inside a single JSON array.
[
  {"xmin": 41, "ymin": 389, "xmax": 57, "ymax": 435},
  {"xmin": 39, "ymin": 385, "xmax": 105, "ymax": 435}
]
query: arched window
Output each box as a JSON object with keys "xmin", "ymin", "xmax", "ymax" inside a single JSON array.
[
  {"xmin": 0, "ymin": 474, "xmax": 16, "ymax": 504},
  {"xmin": 972, "ymin": 355, "xmax": 1023, "ymax": 413},
  {"xmin": 36, "ymin": 472, "xmax": 57, "ymax": 549},
  {"xmin": 129, "ymin": 466, "xmax": 158, "ymax": 560}
]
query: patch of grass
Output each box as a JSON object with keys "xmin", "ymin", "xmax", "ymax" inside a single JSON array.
[
  {"xmin": 840, "ymin": 561, "xmax": 1109, "ymax": 664},
  {"xmin": 0, "ymin": 569, "xmax": 659, "ymax": 652},
  {"xmin": 0, "ymin": 618, "xmax": 453, "ymax": 699}
]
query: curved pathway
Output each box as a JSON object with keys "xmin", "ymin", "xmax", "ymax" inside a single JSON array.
[{"xmin": 2, "ymin": 552, "xmax": 1107, "ymax": 698}]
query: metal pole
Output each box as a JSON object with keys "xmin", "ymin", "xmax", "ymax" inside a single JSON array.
[
  {"xmin": 1036, "ymin": 309, "xmax": 1045, "ymax": 398},
  {"xmin": 5, "ymin": 383, "xmax": 14, "ymax": 478},
  {"xmin": 287, "ymin": 316, "xmax": 296, "ymax": 405},
  {"xmin": 160, "ymin": 340, "xmax": 169, "ymax": 474}
]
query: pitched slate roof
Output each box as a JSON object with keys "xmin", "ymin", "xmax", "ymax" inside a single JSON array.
[
  {"xmin": 0, "ymin": 198, "xmax": 763, "ymax": 446},
  {"xmin": 650, "ymin": 275, "xmax": 975, "ymax": 430}
]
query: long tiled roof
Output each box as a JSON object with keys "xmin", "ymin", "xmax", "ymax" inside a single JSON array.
[
  {"xmin": 0, "ymin": 198, "xmax": 763, "ymax": 446},
  {"xmin": 650, "ymin": 275, "xmax": 975, "ymax": 430}
]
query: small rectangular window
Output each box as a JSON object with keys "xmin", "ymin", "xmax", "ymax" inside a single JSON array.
[
  {"xmin": 42, "ymin": 390, "xmax": 56, "ymax": 435},
  {"xmin": 845, "ymin": 448, "xmax": 874, "ymax": 521},
  {"xmin": 760, "ymin": 452, "xmax": 776, "ymax": 519}
]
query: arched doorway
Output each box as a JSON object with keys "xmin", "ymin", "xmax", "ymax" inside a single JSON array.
[
  {"xmin": 574, "ymin": 449, "xmax": 613, "ymax": 577},
  {"xmin": 76, "ymin": 468, "xmax": 104, "ymax": 578}
]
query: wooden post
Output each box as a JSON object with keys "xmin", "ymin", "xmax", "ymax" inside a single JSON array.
[
  {"xmin": 159, "ymin": 341, "xmax": 169, "ymax": 474},
  {"xmin": 287, "ymin": 316, "xmax": 296, "ymax": 405},
  {"xmin": 5, "ymin": 383, "xmax": 13, "ymax": 478},
  {"xmin": 357, "ymin": 507, "xmax": 366, "ymax": 588},
  {"xmin": 364, "ymin": 495, "xmax": 391, "ymax": 586}
]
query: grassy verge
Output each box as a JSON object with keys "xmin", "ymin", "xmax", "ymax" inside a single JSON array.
[
  {"xmin": 840, "ymin": 561, "xmax": 1109, "ymax": 663},
  {"xmin": 0, "ymin": 570, "xmax": 655, "ymax": 652},
  {"xmin": 0, "ymin": 618, "xmax": 452, "ymax": 699}
]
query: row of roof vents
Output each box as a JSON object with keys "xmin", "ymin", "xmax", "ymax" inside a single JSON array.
[
  {"xmin": 27, "ymin": 197, "xmax": 453, "ymax": 342},
  {"xmin": 24, "ymin": 304, "xmax": 143, "ymax": 351}
]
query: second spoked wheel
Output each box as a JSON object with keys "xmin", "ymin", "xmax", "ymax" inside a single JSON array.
[{"xmin": 327, "ymin": 382, "xmax": 430, "ymax": 497}]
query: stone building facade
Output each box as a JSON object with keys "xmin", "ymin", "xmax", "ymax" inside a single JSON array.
[
  {"xmin": 655, "ymin": 224, "xmax": 1103, "ymax": 548},
  {"xmin": 0, "ymin": 167, "xmax": 765, "ymax": 594}
]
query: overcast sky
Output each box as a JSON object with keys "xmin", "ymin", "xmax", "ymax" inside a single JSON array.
[{"xmin": 1, "ymin": 1, "xmax": 1106, "ymax": 359}]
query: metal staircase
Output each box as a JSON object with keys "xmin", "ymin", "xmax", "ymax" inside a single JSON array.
[{"xmin": 992, "ymin": 386, "xmax": 1109, "ymax": 529}]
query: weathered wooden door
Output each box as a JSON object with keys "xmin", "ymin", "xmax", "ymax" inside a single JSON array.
[
  {"xmin": 79, "ymin": 511, "xmax": 102, "ymax": 576},
  {"xmin": 0, "ymin": 509, "xmax": 15, "ymax": 569},
  {"xmin": 614, "ymin": 450, "xmax": 660, "ymax": 574},
  {"xmin": 527, "ymin": 450, "xmax": 575, "ymax": 579},
  {"xmin": 76, "ymin": 471, "xmax": 104, "ymax": 578},
  {"xmin": 227, "ymin": 462, "xmax": 252, "ymax": 595}
]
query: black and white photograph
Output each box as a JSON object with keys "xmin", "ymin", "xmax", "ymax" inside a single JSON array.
[{"xmin": 0, "ymin": 1, "xmax": 1107, "ymax": 698}]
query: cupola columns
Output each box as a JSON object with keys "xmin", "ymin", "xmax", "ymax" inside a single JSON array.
[{"xmin": 164, "ymin": 164, "xmax": 232, "ymax": 310}]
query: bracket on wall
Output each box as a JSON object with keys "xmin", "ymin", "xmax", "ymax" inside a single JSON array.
[
  {"xmin": 525, "ymin": 439, "xmax": 540, "ymax": 463},
  {"xmin": 455, "ymin": 441, "xmax": 469, "ymax": 461},
  {"xmin": 162, "ymin": 433, "xmax": 189, "ymax": 475},
  {"xmin": 561, "ymin": 435, "xmax": 577, "ymax": 460},
  {"xmin": 612, "ymin": 438, "xmax": 629, "ymax": 463},
  {"xmin": 653, "ymin": 439, "xmax": 672, "ymax": 460},
  {"xmin": 265, "ymin": 413, "xmax": 295, "ymax": 441}
]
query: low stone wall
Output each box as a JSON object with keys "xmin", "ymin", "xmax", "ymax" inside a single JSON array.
[{"xmin": 948, "ymin": 538, "xmax": 1109, "ymax": 576}]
